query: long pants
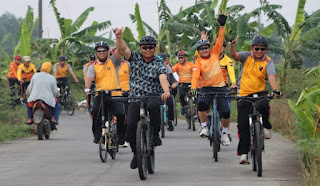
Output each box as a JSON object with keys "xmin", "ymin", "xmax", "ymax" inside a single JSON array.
[
  {"xmin": 127, "ymin": 98, "xmax": 161, "ymax": 154},
  {"xmin": 27, "ymin": 102, "xmax": 61, "ymax": 122},
  {"xmin": 178, "ymin": 83, "xmax": 190, "ymax": 107},
  {"xmin": 237, "ymin": 91, "xmax": 271, "ymax": 155},
  {"xmin": 166, "ymin": 96, "xmax": 174, "ymax": 121},
  {"xmin": 8, "ymin": 78, "xmax": 20, "ymax": 105},
  {"xmin": 91, "ymin": 93, "xmax": 125, "ymax": 142}
]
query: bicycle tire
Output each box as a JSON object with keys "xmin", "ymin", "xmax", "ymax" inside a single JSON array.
[
  {"xmin": 174, "ymin": 102, "xmax": 178, "ymax": 126},
  {"xmin": 136, "ymin": 120, "xmax": 148, "ymax": 180},
  {"xmin": 250, "ymin": 123, "xmax": 257, "ymax": 171},
  {"xmin": 99, "ymin": 136, "xmax": 108, "ymax": 163},
  {"xmin": 190, "ymin": 101, "xmax": 196, "ymax": 131},
  {"xmin": 66, "ymin": 94, "xmax": 75, "ymax": 115},
  {"xmin": 254, "ymin": 121, "xmax": 263, "ymax": 177},
  {"xmin": 213, "ymin": 112, "xmax": 219, "ymax": 162},
  {"xmin": 147, "ymin": 123, "xmax": 155, "ymax": 174},
  {"xmin": 160, "ymin": 106, "xmax": 165, "ymax": 138}
]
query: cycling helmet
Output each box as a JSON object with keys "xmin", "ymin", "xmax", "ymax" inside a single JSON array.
[
  {"xmin": 109, "ymin": 48, "xmax": 116, "ymax": 56},
  {"xmin": 140, "ymin": 36, "xmax": 157, "ymax": 46},
  {"xmin": 251, "ymin": 35, "xmax": 268, "ymax": 46},
  {"xmin": 177, "ymin": 51, "xmax": 188, "ymax": 56},
  {"xmin": 157, "ymin": 55, "xmax": 164, "ymax": 61},
  {"xmin": 58, "ymin": 56, "xmax": 66, "ymax": 61},
  {"xmin": 196, "ymin": 39, "xmax": 210, "ymax": 50},
  {"xmin": 213, "ymin": 39, "xmax": 227, "ymax": 47},
  {"xmin": 95, "ymin": 41, "xmax": 109, "ymax": 50},
  {"xmin": 14, "ymin": 55, "xmax": 22, "ymax": 60},
  {"xmin": 89, "ymin": 54, "xmax": 95, "ymax": 60}
]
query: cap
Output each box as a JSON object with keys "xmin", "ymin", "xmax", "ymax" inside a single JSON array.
[{"xmin": 23, "ymin": 56, "xmax": 30, "ymax": 62}]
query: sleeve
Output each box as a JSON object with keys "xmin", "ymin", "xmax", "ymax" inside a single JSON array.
[
  {"xmin": 67, "ymin": 64, "xmax": 72, "ymax": 71},
  {"xmin": 239, "ymin": 52, "xmax": 250, "ymax": 63},
  {"xmin": 158, "ymin": 62, "xmax": 167, "ymax": 75},
  {"xmin": 266, "ymin": 60, "xmax": 276, "ymax": 76},
  {"xmin": 227, "ymin": 60, "xmax": 236, "ymax": 84},
  {"xmin": 191, "ymin": 61, "xmax": 200, "ymax": 89},
  {"xmin": 10, "ymin": 64, "xmax": 18, "ymax": 78},
  {"xmin": 17, "ymin": 65, "xmax": 23, "ymax": 81},
  {"xmin": 172, "ymin": 64, "xmax": 178, "ymax": 72},
  {"xmin": 87, "ymin": 65, "xmax": 95, "ymax": 79},
  {"xmin": 210, "ymin": 27, "xmax": 225, "ymax": 56},
  {"xmin": 126, "ymin": 50, "xmax": 139, "ymax": 64},
  {"xmin": 53, "ymin": 64, "xmax": 57, "ymax": 72},
  {"xmin": 83, "ymin": 65, "xmax": 88, "ymax": 72}
]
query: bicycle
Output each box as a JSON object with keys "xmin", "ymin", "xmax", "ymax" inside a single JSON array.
[
  {"xmin": 199, "ymin": 90, "xmax": 235, "ymax": 162},
  {"xmin": 235, "ymin": 93, "xmax": 274, "ymax": 177},
  {"xmin": 57, "ymin": 81, "xmax": 75, "ymax": 115},
  {"xmin": 97, "ymin": 89, "xmax": 121, "ymax": 163},
  {"xmin": 160, "ymin": 102, "xmax": 167, "ymax": 138},
  {"xmin": 179, "ymin": 83, "xmax": 196, "ymax": 131}
]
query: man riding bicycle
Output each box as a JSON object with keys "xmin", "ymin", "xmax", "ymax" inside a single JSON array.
[
  {"xmin": 114, "ymin": 28, "xmax": 170, "ymax": 170},
  {"xmin": 8, "ymin": 55, "xmax": 22, "ymax": 106},
  {"xmin": 54, "ymin": 56, "xmax": 79, "ymax": 95},
  {"xmin": 83, "ymin": 54, "xmax": 97, "ymax": 114},
  {"xmin": 229, "ymin": 35, "xmax": 281, "ymax": 164},
  {"xmin": 190, "ymin": 12, "xmax": 229, "ymax": 139},
  {"xmin": 172, "ymin": 51, "xmax": 194, "ymax": 116},
  {"xmin": 85, "ymin": 41, "xmax": 126, "ymax": 146},
  {"xmin": 17, "ymin": 56, "xmax": 37, "ymax": 101}
]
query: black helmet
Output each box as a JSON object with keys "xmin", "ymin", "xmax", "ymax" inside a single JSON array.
[
  {"xmin": 196, "ymin": 39, "xmax": 210, "ymax": 50},
  {"xmin": 95, "ymin": 41, "xmax": 109, "ymax": 50},
  {"xmin": 251, "ymin": 35, "xmax": 268, "ymax": 46},
  {"xmin": 89, "ymin": 54, "xmax": 95, "ymax": 60},
  {"xmin": 58, "ymin": 56, "xmax": 66, "ymax": 61},
  {"xmin": 140, "ymin": 36, "xmax": 157, "ymax": 46},
  {"xmin": 36, "ymin": 65, "xmax": 42, "ymax": 72}
]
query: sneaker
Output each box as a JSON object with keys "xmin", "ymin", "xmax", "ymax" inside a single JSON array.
[
  {"xmin": 153, "ymin": 134, "xmax": 162, "ymax": 147},
  {"xmin": 167, "ymin": 121, "xmax": 174, "ymax": 131},
  {"xmin": 239, "ymin": 154, "xmax": 249, "ymax": 165},
  {"xmin": 228, "ymin": 133, "xmax": 232, "ymax": 142},
  {"xmin": 118, "ymin": 138, "xmax": 125, "ymax": 146},
  {"xmin": 221, "ymin": 132, "xmax": 230, "ymax": 146},
  {"xmin": 198, "ymin": 125, "xmax": 202, "ymax": 133},
  {"xmin": 93, "ymin": 137, "xmax": 100, "ymax": 144},
  {"xmin": 264, "ymin": 128, "xmax": 272, "ymax": 139},
  {"xmin": 130, "ymin": 155, "xmax": 138, "ymax": 169},
  {"xmin": 199, "ymin": 127, "xmax": 209, "ymax": 138},
  {"xmin": 180, "ymin": 107, "xmax": 186, "ymax": 116},
  {"xmin": 120, "ymin": 141, "xmax": 129, "ymax": 148}
]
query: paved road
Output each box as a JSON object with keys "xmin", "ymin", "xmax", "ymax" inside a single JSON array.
[{"xmin": 0, "ymin": 111, "xmax": 302, "ymax": 186}]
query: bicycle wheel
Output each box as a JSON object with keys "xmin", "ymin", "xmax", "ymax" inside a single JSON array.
[
  {"xmin": 186, "ymin": 106, "xmax": 191, "ymax": 129},
  {"xmin": 136, "ymin": 120, "xmax": 148, "ymax": 180},
  {"xmin": 147, "ymin": 124, "xmax": 155, "ymax": 174},
  {"xmin": 254, "ymin": 121, "xmax": 263, "ymax": 177},
  {"xmin": 99, "ymin": 136, "xmax": 108, "ymax": 163},
  {"xmin": 173, "ymin": 101, "xmax": 178, "ymax": 126},
  {"xmin": 213, "ymin": 113, "xmax": 219, "ymax": 162},
  {"xmin": 190, "ymin": 101, "xmax": 196, "ymax": 131},
  {"xmin": 66, "ymin": 94, "xmax": 75, "ymax": 115},
  {"xmin": 160, "ymin": 106, "xmax": 165, "ymax": 138}
]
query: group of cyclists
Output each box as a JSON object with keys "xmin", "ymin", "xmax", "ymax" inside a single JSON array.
[{"xmin": 7, "ymin": 12, "xmax": 281, "ymax": 170}]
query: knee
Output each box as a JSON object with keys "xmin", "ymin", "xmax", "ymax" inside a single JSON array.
[{"xmin": 221, "ymin": 112, "xmax": 230, "ymax": 119}]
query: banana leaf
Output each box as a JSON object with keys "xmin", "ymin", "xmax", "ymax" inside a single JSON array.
[
  {"xmin": 70, "ymin": 7, "xmax": 94, "ymax": 33},
  {"xmin": 134, "ymin": 3, "xmax": 146, "ymax": 41},
  {"xmin": 289, "ymin": 0, "xmax": 306, "ymax": 41}
]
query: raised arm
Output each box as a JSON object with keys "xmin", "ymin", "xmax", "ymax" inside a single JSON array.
[
  {"xmin": 229, "ymin": 36, "xmax": 240, "ymax": 61},
  {"xmin": 114, "ymin": 27, "xmax": 132, "ymax": 60}
]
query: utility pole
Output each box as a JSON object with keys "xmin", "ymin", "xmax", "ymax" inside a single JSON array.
[{"xmin": 38, "ymin": 0, "xmax": 43, "ymax": 38}]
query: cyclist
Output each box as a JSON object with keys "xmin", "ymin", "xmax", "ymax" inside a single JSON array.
[
  {"xmin": 114, "ymin": 28, "xmax": 170, "ymax": 169},
  {"xmin": 229, "ymin": 35, "xmax": 281, "ymax": 164},
  {"xmin": 7, "ymin": 55, "xmax": 22, "ymax": 106},
  {"xmin": 84, "ymin": 41, "xmax": 126, "ymax": 146},
  {"xmin": 25, "ymin": 62, "xmax": 61, "ymax": 127},
  {"xmin": 110, "ymin": 47, "xmax": 130, "ymax": 148},
  {"xmin": 172, "ymin": 51, "xmax": 194, "ymax": 116},
  {"xmin": 53, "ymin": 56, "xmax": 79, "ymax": 95},
  {"xmin": 83, "ymin": 54, "xmax": 97, "ymax": 114},
  {"xmin": 162, "ymin": 53, "xmax": 178, "ymax": 98},
  {"xmin": 17, "ymin": 56, "xmax": 37, "ymax": 101},
  {"xmin": 190, "ymin": 12, "xmax": 228, "ymax": 138},
  {"xmin": 158, "ymin": 53, "xmax": 177, "ymax": 131}
]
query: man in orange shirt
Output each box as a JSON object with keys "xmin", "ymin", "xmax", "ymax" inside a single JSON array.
[
  {"xmin": 172, "ymin": 51, "xmax": 194, "ymax": 115},
  {"xmin": 8, "ymin": 55, "xmax": 22, "ymax": 105},
  {"xmin": 191, "ymin": 12, "xmax": 229, "ymax": 138}
]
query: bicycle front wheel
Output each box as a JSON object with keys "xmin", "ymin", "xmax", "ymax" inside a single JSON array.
[
  {"xmin": 160, "ymin": 106, "xmax": 165, "ymax": 138},
  {"xmin": 66, "ymin": 94, "xmax": 75, "ymax": 115},
  {"xmin": 190, "ymin": 101, "xmax": 196, "ymax": 131},
  {"xmin": 99, "ymin": 136, "xmax": 108, "ymax": 163},
  {"xmin": 213, "ymin": 113, "xmax": 219, "ymax": 162},
  {"xmin": 254, "ymin": 121, "xmax": 263, "ymax": 177},
  {"xmin": 136, "ymin": 120, "xmax": 148, "ymax": 180}
]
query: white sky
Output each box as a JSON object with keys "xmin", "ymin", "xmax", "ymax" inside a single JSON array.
[{"xmin": 1, "ymin": 0, "xmax": 319, "ymax": 39}]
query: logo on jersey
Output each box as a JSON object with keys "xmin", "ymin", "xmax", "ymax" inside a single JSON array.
[{"xmin": 259, "ymin": 66, "xmax": 263, "ymax": 71}]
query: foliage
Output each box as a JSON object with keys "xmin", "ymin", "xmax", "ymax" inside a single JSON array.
[{"xmin": 0, "ymin": 123, "xmax": 31, "ymax": 141}]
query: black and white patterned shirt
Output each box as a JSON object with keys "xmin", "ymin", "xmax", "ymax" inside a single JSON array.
[{"xmin": 127, "ymin": 50, "xmax": 167, "ymax": 97}]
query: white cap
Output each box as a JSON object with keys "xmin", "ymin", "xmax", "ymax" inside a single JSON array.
[{"xmin": 23, "ymin": 56, "xmax": 30, "ymax": 62}]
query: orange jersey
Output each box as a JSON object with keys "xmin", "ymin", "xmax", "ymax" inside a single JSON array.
[
  {"xmin": 172, "ymin": 61, "xmax": 194, "ymax": 83},
  {"xmin": 7, "ymin": 62, "xmax": 20, "ymax": 79},
  {"xmin": 54, "ymin": 63, "xmax": 72, "ymax": 78},
  {"xmin": 118, "ymin": 60, "xmax": 130, "ymax": 92},
  {"xmin": 191, "ymin": 27, "xmax": 226, "ymax": 89}
]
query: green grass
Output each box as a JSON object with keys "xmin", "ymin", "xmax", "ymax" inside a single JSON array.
[{"xmin": 0, "ymin": 123, "xmax": 31, "ymax": 141}]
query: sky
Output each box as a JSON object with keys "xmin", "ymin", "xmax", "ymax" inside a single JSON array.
[{"xmin": 1, "ymin": 0, "xmax": 319, "ymax": 39}]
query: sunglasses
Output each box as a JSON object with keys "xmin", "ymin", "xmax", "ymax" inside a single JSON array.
[
  {"xmin": 198, "ymin": 46, "xmax": 209, "ymax": 51},
  {"xmin": 254, "ymin": 47, "xmax": 266, "ymax": 52},
  {"xmin": 96, "ymin": 49, "xmax": 107, "ymax": 53},
  {"xmin": 178, "ymin": 57, "xmax": 184, "ymax": 59},
  {"xmin": 141, "ymin": 46, "xmax": 155, "ymax": 50}
]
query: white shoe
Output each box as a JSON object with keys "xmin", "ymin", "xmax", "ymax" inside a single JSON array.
[
  {"xmin": 198, "ymin": 125, "xmax": 202, "ymax": 134},
  {"xmin": 263, "ymin": 128, "xmax": 272, "ymax": 139},
  {"xmin": 199, "ymin": 127, "xmax": 209, "ymax": 138},
  {"xmin": 221, "ymin": 132, "xmax": 230, "ymax": 146},
  {"xmin": 120, "ymin": 141, "xmax": 129, "ymax": 148},
  {"xmin": 239, "ymin": 154, "xmax": 249, "ymax": 165}
]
